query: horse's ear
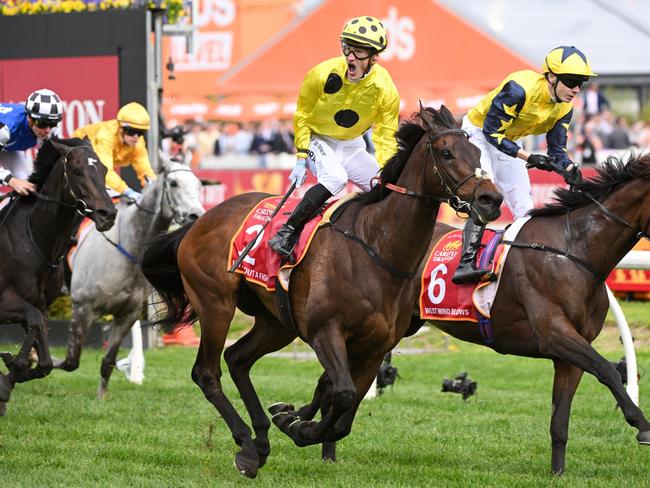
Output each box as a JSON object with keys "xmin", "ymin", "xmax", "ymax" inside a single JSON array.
[
  {"xmin": 50, "ymin": 139, "xmax": 72, "ymax": 157},
  {"xmin": 438, "ymin": 105, "xmax": 460, "ymax": 127},
  {"xmin": 158, "ymin": 149, "xmax": 174, "ymax": 173},
  {"xmin": 419, "ymin": 102, "xmax": 437, "ymax": 131}
]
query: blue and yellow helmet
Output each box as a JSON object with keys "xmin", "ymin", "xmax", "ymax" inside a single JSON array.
[
  {"xmin": 542, "ymin": 46, "xmax": 597, "ymax": 77},
  {"xmin": 341, "ymin": 16, "xmax": 387, "ymax": 53}
]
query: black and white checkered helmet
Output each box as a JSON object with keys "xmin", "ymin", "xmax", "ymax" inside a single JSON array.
[{"xmin": 25, "ymin": 89, "xmax": 63, "ymax": 122}]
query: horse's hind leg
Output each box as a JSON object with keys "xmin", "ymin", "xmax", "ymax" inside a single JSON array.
[
  {"xmin": 97, "ymin": 311, "xmax": 140, "ymax": 400},
  {"xmin": 15, "ymin": 317, "xmax": 53, "ymax": 383},
  {"xmin": 547, "ymin": 326, "xmax": 650, "ymax": 445},
  {"xmin": 224, "ymin": 313, "xmax": 296, "ymax": 468},
  {"xmin": 550, "ymin": 359, "xmax": 584, "ymax": 475},
  {"xmin": 56, "ymin": 303, "xmax": 96, "ymax": 372}
]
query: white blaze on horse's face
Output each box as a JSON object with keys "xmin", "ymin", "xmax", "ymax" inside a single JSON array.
[{"xmin": 87, "ymin": 157, "xmax": 98, "ymax": 168}]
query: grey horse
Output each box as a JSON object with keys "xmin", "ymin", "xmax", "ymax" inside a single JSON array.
[{"xmin": 55, "ymin": 153, "xmax": 205, "ymax": 398}]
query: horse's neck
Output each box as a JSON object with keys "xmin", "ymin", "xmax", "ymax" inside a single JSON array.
[
  {"xmin": 120, "ymin": 180, "xmax": 171, "ymax": 253},
  {"xmin": 358, "ymin": 174, "xmax": 440, "ymax": 276},
  {"xmin": 571, "ymin": 189, "xmax": 645, "ymax": 278},
  {"xmin": 30, "ymin": 191, "xmax": 78, "ymax": 266}
]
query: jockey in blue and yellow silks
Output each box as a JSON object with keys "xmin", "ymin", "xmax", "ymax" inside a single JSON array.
[
  {"xmin": 452, "ymin": 46, "xmax": 597, "ymax": 285},
  {"xmin": 268, "ymin": 16, "xmax": 400, "ymax": 263}
]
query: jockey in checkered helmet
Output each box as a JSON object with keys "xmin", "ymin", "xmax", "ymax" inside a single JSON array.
[{"xmin": 0, "ymin": 88, "xmax": 64, "ymax": 195}]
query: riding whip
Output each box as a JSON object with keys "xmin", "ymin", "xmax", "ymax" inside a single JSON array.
[{"xmin": 228, "ymin": 182, "xmax": 297, "ymax": 273}]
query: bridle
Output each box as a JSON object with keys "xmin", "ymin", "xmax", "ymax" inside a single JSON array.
[
  {"xmin": 32, "ymin": 146, "xmax": 102, "ymax": 217},
  {"xmin": 334, "ymin": 127, "xmax": 491, "ymax": 280},
  {"xmin": 130, "ymin": 168, "xmax": 196, "ymax": 225},
  {"xmin": 99, "ymin": 167, "xmax": 198, "ymax": 265},
  {"xmin": 381, "ymin": 128, "xmax": 491, "ymax": 221},
  {"xmin": 503, "ymin": 188, "xmax": 649, "ymax": 282},
  {"xmin": 27, "ymin": 145, "xmax": 105, "ymax": 268}
]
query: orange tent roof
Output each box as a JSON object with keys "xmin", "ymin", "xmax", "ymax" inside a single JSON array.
[{"xmin": 216, "ymin": 0, "xmax": 534, "ymax": 108}]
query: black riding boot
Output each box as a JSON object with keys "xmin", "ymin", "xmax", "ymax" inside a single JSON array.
[
  {"xmin": 269, "ymin": 183, "xmax": 332, "ymax": 262},
  {"xmin": 451, "ymin": 219, "xmax": 491, "ymax": 284}
]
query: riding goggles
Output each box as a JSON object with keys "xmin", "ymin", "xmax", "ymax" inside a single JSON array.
[
  {"xmin": 341, "ymin": 42, "xmax": 373, "ymax": 61},
  {"xmin": 558, "ymin": 74, "xmax": 588, "ymax": 89},
  {"xmin": 33, "ymin": 119, "xmax": 59, "ymax": 129},
  {"xmin": 123, "ymin": 126, "xmax": 147, "ymax": 137}
]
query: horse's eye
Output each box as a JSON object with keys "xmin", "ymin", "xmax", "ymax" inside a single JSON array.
[
  {"xmin": 441, "ymin": 149, "xmax": 453, "ymax": 160},
  {"xmin": 169, "ymin": 180, "xmax": 178, "ymax": 187},
  {"xmin": 73, "ymin": 168, "xmax": 83, "ymax": 176}
]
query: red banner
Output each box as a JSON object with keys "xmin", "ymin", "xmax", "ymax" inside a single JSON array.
[{"xmin": 0, "ymin": 55, "xmax": 120, "ymax": 138}]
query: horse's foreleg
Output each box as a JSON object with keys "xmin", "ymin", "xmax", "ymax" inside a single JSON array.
[
  {"xmin": 56, "ymin": 304, "xmax": 96, "ymax": 371},
  {"xmin": 15, "ymin": 317, "xmax": 53, "ymax": 383},
  {"xmin": 274, "ymin": 322, "xmax": 356, "ymax": 447},
  {"xmin": 225, "ymin": 313, "xmax": 296, "ymax": 469},
  {"xmin": 547, "ymin": 328, "xmax": 650, "ymax": 445},
  {"xmin": 97, "ymin": 312, "xmax": 139, "ymax": 400},
  {"xmin": 550, "ymin": 359, "xmax": 584, "ymax": 475}
]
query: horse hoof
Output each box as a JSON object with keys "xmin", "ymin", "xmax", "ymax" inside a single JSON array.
[
  {"xmin": 0, "ymin": 352, "xmax": 14, "ymax": 368},
  {"xmin": 268, "ymin": 402, "xmax": 294, "ymax": 416},
  {"xmin": 233, "ymin": 454, "xmax": 258, "ymax": 479},
  {"xmin": 0, "ymin": 376, "xmax": 11, "ymax": 403},
  {"xmin": 637, "ymin": 430, "xmax": 650, "ymax": 445}
]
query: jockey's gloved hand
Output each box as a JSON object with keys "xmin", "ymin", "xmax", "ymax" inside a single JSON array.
[
  {"xmin": 289, "ymin": 158, "xmax": 307, "ymax": 188},
  {"xmin": 562, "ymin": 163, "xmax": 583, "ymax": 187},
  {"xmin": 525, "ymin": 154, "xmax": 555, "ymax": 171},
  {"xmin": 123, "ymin": 188, "xmax": 142, "ymax": 202}
]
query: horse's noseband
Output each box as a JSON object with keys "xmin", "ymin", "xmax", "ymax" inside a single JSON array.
[{"xmin": 425, "ymin": 129, "xmax": 491, "ymax": 218}]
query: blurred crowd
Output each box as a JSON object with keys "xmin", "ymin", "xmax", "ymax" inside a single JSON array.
[{"xmin": 167, "ymin": 83, "xmax": 650, "ymax": 170}]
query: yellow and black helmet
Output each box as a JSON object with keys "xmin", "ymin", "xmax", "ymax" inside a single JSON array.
[
  {"xmin": 117, "ymin": 102, "xmax": 150, "ymax": 130},
  {"xmin": 542, "ymin": 46, "xmax": 597, "ymax": 77},
  {"xmin": 341, "ymin": 16, "xmax": 387, "ymax": 53}
]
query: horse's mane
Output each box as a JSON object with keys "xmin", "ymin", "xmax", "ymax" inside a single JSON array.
[
  {"xmin": 29, "ymin": 137, "xmax": 91, "ymax": 188},
  {"xmin": 357, "ymin": 107, "xmax": 458, "ymax": 206},
  {"xmin": 530, "ymin": 153, "xmax": 650, "ymax": 217}
]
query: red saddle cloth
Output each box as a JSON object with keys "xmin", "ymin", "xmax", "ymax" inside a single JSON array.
[
  {"xmin": 228, "ymin": 196, "xmax": 332, "ymax": 291},
  {"xmin": 419, "ymin": 229, "xmax": 505, "ymax": 322}
]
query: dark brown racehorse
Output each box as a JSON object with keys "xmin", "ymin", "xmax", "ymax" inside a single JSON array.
[
  {"xmin": 0, "ymin": 138, "xmax": 116, "ymax": 413},
  {"xmin": 291, "ymin": 154, "xmax": 650, "ymax": 475},
  {"xmin": 142, "ymin": 106, "xmax": 502, "ymax": 477}
]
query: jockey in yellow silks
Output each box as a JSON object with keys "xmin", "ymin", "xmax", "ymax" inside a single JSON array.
[
  {"xmin": 269, "ymin": 15, "xmax": 400, "ymax": 262},
  {"xmin": 452, "ymin": 46, "xmax": 597, "ymax": 284},
  {"xmin": 73, "ymin": 102, "xmax": 155, "ymax": 200}
]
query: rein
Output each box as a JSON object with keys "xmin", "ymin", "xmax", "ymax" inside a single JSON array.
[
  {"xmin": 131, "ymin": 168, "xmax": 194, "ymax": 225},
  {"xmin": 334, "ymin": 128, "xmax": 482, "ymax": 280},
  {"xmin": 99, "ymin": 167, "xmax": 195, "ymax": 265},
  {"xmin": 25, "ymin": 146, "xmax": 100, "ymax": 269},
  {"xmin": 502, "ymin": 187, "xmax": 649, "ymax": 283}
]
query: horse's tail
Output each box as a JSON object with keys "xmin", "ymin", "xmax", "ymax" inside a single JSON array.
[{"xmin": 142, "ymin": 223, "xmax": 197, "ymax": 331}]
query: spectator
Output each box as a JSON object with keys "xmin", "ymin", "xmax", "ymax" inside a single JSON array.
[
  {"xmin": 576, "ymin": 120, "xmax": 604, "ymax": 164},
  {"xmin": 582, "ymin": 82, "xmax": 609, "ymax": 116},
  {"xmin": 608, "ymin": 116, "xmax": 632, "ymax": 149}
]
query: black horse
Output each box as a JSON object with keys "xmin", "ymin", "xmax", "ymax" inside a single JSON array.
[{"xmin": 0, "ymin": 138, "xmax": 116, "ymax": 413}]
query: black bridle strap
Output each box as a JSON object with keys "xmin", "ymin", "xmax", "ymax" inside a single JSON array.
[
  {"xmin": 329, "ymin": 222, "xmax": 417, "ymax": 279},
  {"xmin": 582, "ymin": 190, "xmax": 648, "ymax": 240},
  {"xmin": 500, "ymin": 239, "xmax": 606, "ymax": 282}
]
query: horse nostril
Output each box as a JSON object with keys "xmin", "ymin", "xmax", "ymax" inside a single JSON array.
[{"xmin": 188, "ymin": 213, "xmax": 200, "ymax": 222}]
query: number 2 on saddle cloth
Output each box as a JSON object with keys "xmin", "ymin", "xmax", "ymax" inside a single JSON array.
[{"xmin": 228, "ymin": 195, "xmax": 350, "ymax": 292}]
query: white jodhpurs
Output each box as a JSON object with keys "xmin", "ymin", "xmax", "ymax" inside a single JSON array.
[
  {"xmin": 0, "ymin": 150, "xmax": 32, "ymax": 180},
  {"xmin": 462, "ymin": 116, "xmax": 533, "ymax": 218},
  {"xmin": 305, "ymin": 135, "xmax": 380, "ymax": 195}
]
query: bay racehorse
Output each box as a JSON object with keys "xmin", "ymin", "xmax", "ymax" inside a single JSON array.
[
  {"xmin": 289, "ymin": 154, "xmax": 650, "ymax": 475},
  {"xmin": 54, "ymin": 152, "xmax": 204, "ymax": 398},
  {"xmin": 0, "ymin": 137, "xmax": 116, "ymax": 413},
  {"xmin": 142, "ymin": 105, "xmax": 503, "ymax": 477}
]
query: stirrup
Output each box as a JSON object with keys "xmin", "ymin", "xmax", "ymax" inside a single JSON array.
[{"xmin": 452, "ymin": 265, "xmax": 493, "ymax": 285}]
